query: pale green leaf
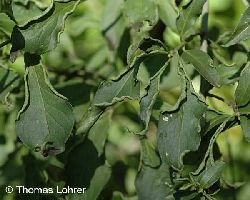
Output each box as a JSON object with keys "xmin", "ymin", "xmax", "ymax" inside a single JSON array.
[
  {"xmin": 16, "ymin": 65, "xmax": 74, "ymax": 155},
  {"xmin": 157, "ymin": 0, "xmax": 178, "ymax": 31}
]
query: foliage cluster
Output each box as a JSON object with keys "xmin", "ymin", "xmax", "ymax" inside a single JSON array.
[{"xmin": 1, "ymin": 0, "xmax": 250, "ymax": 199}]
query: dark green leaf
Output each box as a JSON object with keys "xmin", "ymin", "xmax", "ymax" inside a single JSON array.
[
  {"xmin": 235, "ymin": 63, "xmax": 250, "ymax": 107},
  {"xmin": 135, "ymin": 162, "xmax": 175, "ymax": 200},
  {"xmin": 140, "ymin": 65, "xmax": 166, "ymax": 134},
  {"xmin": 157, "ymin": 83, "xmax": 206, "ymax": 169},
  {"xmin": 140, "ymin": 138, "xmax": 160, "ymax": 168},
  {"xmin": 0, "ymin": 67, "xmax": 19, "ymax": 101},
  {"xmin": 182, "ymin": 49, "xmax": 221, "ymax": 87},
  {"xmin": 11, "ymin": 0, "xmax": 80, "ymax": 55},
  {"xmin": 16, "ymin": 65, "xmax": 74, "ymax": 155},
  {"xmin": 93, "ymin": 67, "xmax": 140, "ymax": 106},
  {"xmin": 194, "ymin": 161, "xmax": 225, "ymax": 189}
]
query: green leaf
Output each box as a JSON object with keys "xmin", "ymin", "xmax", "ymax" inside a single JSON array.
[
  {"xmin": 235, "ymin": 63, "xmax": 250, "ymax": 107},
  {"xmin": 177, "ymin": 0, "xmax": 206, "ymax": 40},
  {"xmin": 68, "ymin": 164, "xmax": 111, "ymax": 200},
  {"xmin": 0, "ymin": 0, "xmax": 13, "ymax": 17},
  {"xmin": 66, "ymin": 113, "xmax": 111, "ymax": 200},
  {"xmin": 11, "ymin": 0, "xmax": 80, "ymax": 55},
  {"xmin": 140, "ymin": 138, "xmax": 160, "ymax": 168},
  {"xmin": 66, "ymin": 112, "xmax": 110, "ymax": 186},
  {"xmin": 93, "ymin": 67, "xmax": 140, "ymax": 107},
  {"xmin": 224, "ymin": 7, "xmax": 250, "ymax": 47},
  {"xmin": 135, "ymin": 161, "xmax": 175, "ymax": 200},
  {"xmin": 240, "ymin": 116, "xmax": 250, "ymax": 142},
  {"xmin": 216, "ymin": 64, "xmax": 240, "ymax": 85},
  {"xmin": 0, "ymin": 67, "xmax": 19, "ymax": 101},
  {"xmin": 16, "ymin": 65, "xmax": 74, "ymax": 155},
  {"xmin": 0, "ymin": 13, "xmax": 15, "ymax": 36},
  {"xmin": 83, "ymin": 164, "xmax": 111, "ymax": 200},
  {"xmin": 123, "ymin": 0, "xmax": 158, "ymax": 27},
  {"xmin": 140, "ymin": 65, "xmax": 166, "ymax": 134},
  {"xmin": 157, "ymin": 83, "xmax": 206, "ymax": 169},
  {"xmin": 12, "ymin": 0, "xmax": 49, "ymax": 27},
  {"xmin": 101, "ymin": 0, "xmax": 125, "ymax": 51},
  {"xmin": 204, "ymin": 110, "xmax": 231, "ymax": 135},
  {"xmin": 66, "ymin": 138, "xmax": 105, "ymax": 188},
  {"xmin": 182, "ymin": 49, "xmax": 221, "ymax": 87},
  {"xmin": 87, "ymin": 112, "xmax": 111, "ymax": 156},
  {"xmin": 157, "ymin": 0, "xmax": 178, "ymax": 31},
  {"xmin": 76, "ymin": 105, "xmax": 104, "ymax": 135},
  {"xmin": 194, "ymin": 161, "xmax": 225, "ymax": 189}
]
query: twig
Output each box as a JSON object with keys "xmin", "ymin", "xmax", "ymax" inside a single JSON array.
[
  {"xmin": 0, "ymin": 39, "xmax": 11, "ymax": 49},
  {"xmin": 200, "ymin": 0, "xmax": 209, "ymax": 96},
  {"xmin": 200, "ymin": 1, "xmax": 209, "ymax": 53}
]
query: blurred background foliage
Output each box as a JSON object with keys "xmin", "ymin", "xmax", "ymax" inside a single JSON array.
[{"xmin": 0, "ymin": 0, "xmax": 250, "ymax": 199}]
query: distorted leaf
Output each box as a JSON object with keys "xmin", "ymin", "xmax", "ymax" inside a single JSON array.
[
  {"xmin": 93, "ymin": 67, "xmax": 140, "ymax": 106},
  {"xmin": 140, "ymin": 64, "xmax": 166, "ymax": 134},
  {"xmin": 157, "ymin": 83, "xmax": 206, "ymax": 169}
]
